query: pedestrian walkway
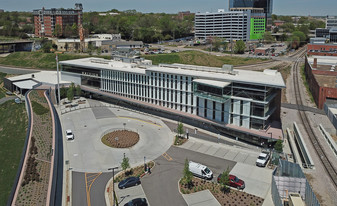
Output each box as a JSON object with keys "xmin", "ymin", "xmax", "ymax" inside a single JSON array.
[
  {"xmin": 180, "ymin": 137, "xmax": 261, "ymax": 166},
  {"xmin": 182, "ymin": 190, "xmax": 220, "ymax": 206}
]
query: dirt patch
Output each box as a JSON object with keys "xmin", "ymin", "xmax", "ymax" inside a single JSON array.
[
  {"xmin": 102, "ymin": 130, "xmax": 139, "ymax": 148},
  {"xmin": 330, "ymin": 134, "xmax": 337, "ymax": 142},
  {"xmin": 180, "ymin": 177, "xmax": 263, "ymax": 206}
]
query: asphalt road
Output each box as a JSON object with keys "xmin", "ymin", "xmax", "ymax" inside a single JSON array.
[
  {"xmin": 141, "ymin": 146, "xmax": 237, "ymax": 206},
  {"xmin": 0, "ymin": 65, "xmax": 39, "ymax": 74},
  {"xmin": 72, "ymin": 171, "xmax": 115, "ymax": 206}
]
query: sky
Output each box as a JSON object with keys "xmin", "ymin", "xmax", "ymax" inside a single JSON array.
[{"xmin": 0, "ymin": 0, "xmax": 336, "ymax": 16}]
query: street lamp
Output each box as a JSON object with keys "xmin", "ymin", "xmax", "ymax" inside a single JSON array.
[
  {"xmin": 123, "ymin": 123, "xmax": 126, "ymax": 130},
  {"xmin": 108, "ymin": 166, "xmax": 119, "ymax": 206},
  {"xmin": 267, "ymin": 132, "xmax": 273, "ymax": 148}
]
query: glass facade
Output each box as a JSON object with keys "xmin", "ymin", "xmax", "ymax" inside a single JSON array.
[{"xmin": 229, "ymin": 0, "xmax": 273, "ymax": 17}]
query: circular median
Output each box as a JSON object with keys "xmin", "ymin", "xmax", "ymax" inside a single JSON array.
[{"xmin": 101, "ymin": 129, "xmax": 140, "ymax": 148}]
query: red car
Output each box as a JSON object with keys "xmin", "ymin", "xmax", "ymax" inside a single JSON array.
[{"xmin": 217, "ymin": 174, "xmax": 245, "ymax": 190}]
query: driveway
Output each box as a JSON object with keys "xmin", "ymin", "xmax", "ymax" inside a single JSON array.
[
  {"xmin": 61, "ymin": 106, "xmax": 173, "ymax": 172},
  {"xmin": 141, "ymin": 146, "xmax": 237, "ymax": 206}
]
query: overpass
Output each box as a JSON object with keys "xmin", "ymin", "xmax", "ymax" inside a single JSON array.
[{"xmin": 0, "ymin": 40, "xmax": 33, "ymax": 54}]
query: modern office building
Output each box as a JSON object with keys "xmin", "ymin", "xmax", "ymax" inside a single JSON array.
[
  {"xmin": 59, "ymin": 56, "xmax": 285, "ymax": 144},
  {"xmin": 33, "ymin": 3, "xmax": 83, "ymax": 37},
  {"xmin": 229, "ymin": 0, "xmax": 273, "ymax": 28},
  {"xmin": 326, "ymin": 16, "xmax": 337, "ymax": 29},
  {"xmin": 194, "ymin": 9, "xmax": 265, "ymax": 41}
]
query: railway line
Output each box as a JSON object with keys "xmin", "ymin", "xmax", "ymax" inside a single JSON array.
[{"xmin": 292, "ymin": 49, "xmax": 337, "ymax": 189}]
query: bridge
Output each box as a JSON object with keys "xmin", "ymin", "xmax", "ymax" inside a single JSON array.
[{"xmin": 0, "ymin": 40, "xmax": 33, "ymax": 54}]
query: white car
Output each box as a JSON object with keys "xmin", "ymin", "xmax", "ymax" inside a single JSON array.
[
  {"xmin": 256, "ymin": 151, "xmax": 270, "ymax": 167},
  {"xmin": 66, "ymin": 129, "xmax": 74, "ymax": 140}
]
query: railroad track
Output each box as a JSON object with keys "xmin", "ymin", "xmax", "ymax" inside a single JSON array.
[
  {"xmin": 289, "ymin": 45, "xmax": 307, "ymax": 58},
  {"xmin": 292, "ymin": 51, "xmax": 337, "ymax": 189}
]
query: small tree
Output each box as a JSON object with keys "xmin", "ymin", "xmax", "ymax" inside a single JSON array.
[
  {"xmin": 75, "ymin": 85, "xmax": 81, "ymax": 96},
  {"xmin": 67, "ymin": 84, "xmax": 75, "ymax": 101},
  {"xmin": 177, "ymin": 121, "xmax": 184, "ymax": 138},
  {"xmin": 274, "ymin": 140, "xmax": 283, "ymax": 153},
  {"xmin": 60, "ymin": 86, "xmax": 67, "ymax": 98},
  {"xmin": 182, "ymin": 158, "xmax": 193, "ymax": 188},
  {"xmin": 219, "ymin": 167, "xmax": 230, "ymax": 193},
  {"xmin": 121, "ymin": 155, "xmax": 130, "ymax": 174},
  {"xmin": 234, "ymin": 40, "xmax": 245, "ymax": 54}
]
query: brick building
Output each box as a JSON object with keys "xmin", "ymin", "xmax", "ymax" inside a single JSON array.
[
  {"xmin": 33, "ymin": 3, "xmax": 83, "ymax": 37},
  {"xmin": 307, "ymin": 43, "xmax": 337, "ymax": 56},
  {"xmin": 304, "ymin": 56, "xmax": 337, "ymax": 109}
]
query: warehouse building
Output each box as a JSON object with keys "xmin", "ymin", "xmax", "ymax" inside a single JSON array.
[{"xmin": 59, "ymin": 56, "xmax": 284, "ymax": 145}]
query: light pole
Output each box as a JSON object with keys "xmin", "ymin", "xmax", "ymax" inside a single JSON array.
[
  {"xmin": 108, "ymin": 166, "xmax": 119, "ymax": 206},
  {"xmin": 268, "ymin": 132, "xmax": 273, "ymax": 149},
  {"xmin": 123, "ymin": 123, "xmax": 126, "ymax": 130}
]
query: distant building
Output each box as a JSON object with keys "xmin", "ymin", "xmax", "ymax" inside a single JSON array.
[
  {"xmin": 326, "ymin": 16, "xmax": 337, "ymax": 29},
  {"xmin": 273, "ymin": 20, "xmax": 284, "ymax": 27},
  {"xmin": 33, "ymin": 3, "xmax": 83, "ymax": 37},
  {"xmin": 195, "ymin": 9, "xmax": 265, "ymax": 41},
  {"xmin": 177, "ymin": 11, "xmax": 194, "ymax": 20},
  {"xmin": 98, "ymin": 12, "xmax": 119, "ymax": 16},
  {"xmin": 0, "ymin": 9, "xmax": 4, "ymax": 13},
  {"xmin": 229, "ymin": 0, "xmax": 273, "ymax": 29}
]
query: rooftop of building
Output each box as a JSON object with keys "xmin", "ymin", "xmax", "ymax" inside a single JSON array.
[
  {"xmin": 7, "ymin": 71, "xmax": 70, "ymax": 85},
  {"xmin": 308, "ymin": 55, "xmax": 337, "ymax": 66},
  {"xmin": 60, "ymin": 57, "xmax": 285, "ymax": 88},
  {"xmin": 314, "ymin": 74, "xmax": 336, "ymax": 87}
]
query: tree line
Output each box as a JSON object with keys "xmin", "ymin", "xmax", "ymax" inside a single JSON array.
[{"xmin": 0, "ymin": 11, "xmax": 33, "ymax": 39}]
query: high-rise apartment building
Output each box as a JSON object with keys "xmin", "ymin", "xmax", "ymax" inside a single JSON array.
[
  {"xmin": 33, "ymin": 3, "xmax": 83, "ymax": 37},
  {"xmin": 326, "ymin": 16, "xmax": 337, "ymax": 29},
  {"xmin": 229, "ymin": 0, "xmax": 273, "ymax": 29}
]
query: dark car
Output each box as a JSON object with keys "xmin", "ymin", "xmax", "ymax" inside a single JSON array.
[
  {"xmin": 124, "ymin": 198, "xmax": 148, "ymax": 206},
  {"xmin": 217, "ymin": 174, "xmax": 245, "ymax": 190},
  {"xmin": 118, "ymin": 176, "xmax": 140, "ymax": 189}
]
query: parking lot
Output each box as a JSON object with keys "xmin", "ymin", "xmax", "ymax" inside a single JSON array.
[{"xmin": 115, "ymin": 184, "xmax": 148, "ymax": 206}]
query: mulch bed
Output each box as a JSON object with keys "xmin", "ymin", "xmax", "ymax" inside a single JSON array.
[
  {"xmin": 180, "ymin": 177, "xmax": 264, "ymax": 206},
  {"xmin": 102, "ymin": 130, "xmax": 139, "ymax": 148},
  {"xmin": 115, "ymin": 161, "xmax": 155, "ymax": 182}
]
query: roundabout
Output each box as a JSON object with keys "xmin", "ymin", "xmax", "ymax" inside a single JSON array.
[
  {"xmin": 101, "ymin": 129, "xmax": 140, "ymax": 148},
  {"xmin": 61, "ymin": 102, "xmax": 173, "ymax": 173}
]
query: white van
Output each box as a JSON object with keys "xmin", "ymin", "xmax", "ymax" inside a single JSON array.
[{"xmin": 189, "ymin": 161, "xmax": 213, "ymax": 180}]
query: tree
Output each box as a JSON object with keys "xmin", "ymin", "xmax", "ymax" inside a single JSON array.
[
  {"xmin": 53, "ymin": 24, "xmax": 62, "ymax": 37},
  {"xmin": 219, "ymin": 167, "xmax": 230, "ymax": 193},
  {"xmin": 42, "ymin": 41, "xmax": 52, "ymax": 53},
  {"xmin": 177, "ymin": 121, "xmax": 184, "ymax": 137},
  {"xmin": 121, "ymin": 155, "xmax": 130, "ymax": 173},
  {"xmin": 67, "ymin": 83, "xmax": 75, "ymax": 101},
  {"xmin": 71, "ymin": 23, "xmax": 78, "ymax": 37},
  {"xmin": 263, "ymin": 31, "xmax": 275, "ymax": 44},
  {"xmin": 75, "ymin": 85, "xmax": 81, "ymax": 96},
  {"xmin": 274, "ymin": 140, "xmax": 283, "ymax": 153},
  {"xmin": 292, "ymin": 31, "xmax": 306, "ymax": 44},
  {"xmin": 234, "ymin": 40, "xmax": 245, "ymax": 54},
  {"xmin": 182, "ymin": 158, "xmax": 193, "ymax": 188},
  {"xmin": 60, "ymin": 86, "xmax": 67, "ymax": 99}
]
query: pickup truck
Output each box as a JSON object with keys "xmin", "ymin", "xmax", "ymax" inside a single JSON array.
[{"xmin": 256, "ymin": 151, "xmax": 270, "ymax": 167}]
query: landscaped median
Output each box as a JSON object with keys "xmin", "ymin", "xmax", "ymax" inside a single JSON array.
[
  {"xmin": 11, "ymin": 90, "xmax": 55, "ymax": 206},
  {"xmin": 179, "ymin": 159, "xmax": 263, "ymax": 206}
]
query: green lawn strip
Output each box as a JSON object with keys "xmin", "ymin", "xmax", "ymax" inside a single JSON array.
[
  {"xmin": 0, "ymin": 52, "xmax": 109, "ymax": 70},
  {"xmin": 300, "ymin": 64, "xmax": 315, "ymax": 104},
  {"xmin": 31, "ymin": 101, "xmax": 49, "ymax": 115},
  {"xmin": 0, "ymin": 101, "xmax": 28, "ymax": 206},
  {"xmin": 142, "ymin": 51, "xmax": 266, "ymax": 67}
]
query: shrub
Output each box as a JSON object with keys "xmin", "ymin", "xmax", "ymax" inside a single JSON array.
[{"xmin": 31, "ymin": 101, "xmax": 49, "ymax": 115}]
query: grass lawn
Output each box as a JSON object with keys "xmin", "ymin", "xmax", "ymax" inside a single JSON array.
[
  {"xmin": 142, "ymin": 50, "xmax": 267, "ymax": 67},
  {"xmin": 0, "ymin": 101, "xmax": 28, "ymax": 206},
  {"xmin": 0, "ymin": 52, "xmax": 109, "ymax": 70}
]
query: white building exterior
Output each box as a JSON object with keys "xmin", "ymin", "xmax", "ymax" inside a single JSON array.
[
  {"xmin": 195, "ymin": 10, "xmax": 251, "ymax": 41},
  {"xmin": 60, "ymin": 57, "xmax": 285, "ymax": 131},
  {"xmin": 326, "ymin": 16, "xmax": 337, "ymax": 29}
]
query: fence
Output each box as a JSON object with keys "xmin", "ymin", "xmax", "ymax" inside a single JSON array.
[{"xmin": 271, "ymin": 160, "xmax": 320, "ymax": 206}]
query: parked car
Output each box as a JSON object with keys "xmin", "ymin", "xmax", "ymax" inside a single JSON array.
[
  {"xmin": 65, "ymin": 129, "xmax": 74, "ymax": 140},
  {"xmin": 217, "ymin": 174, "xmax": 245, "ymax": 189},
  {"xmin": 256, "ymin": 151, "xmax": 270, "ymax": 167},
  {"xmin": 118, "ymin": 176, "xmax": 141, "ymax": 189},
  {"xmin": 124, "ymin": 198, "xmax": 148, "ymax": 206},
  {"xmin": 189, "ymin": 161, "xmax": 213, "ymax": 180}
]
